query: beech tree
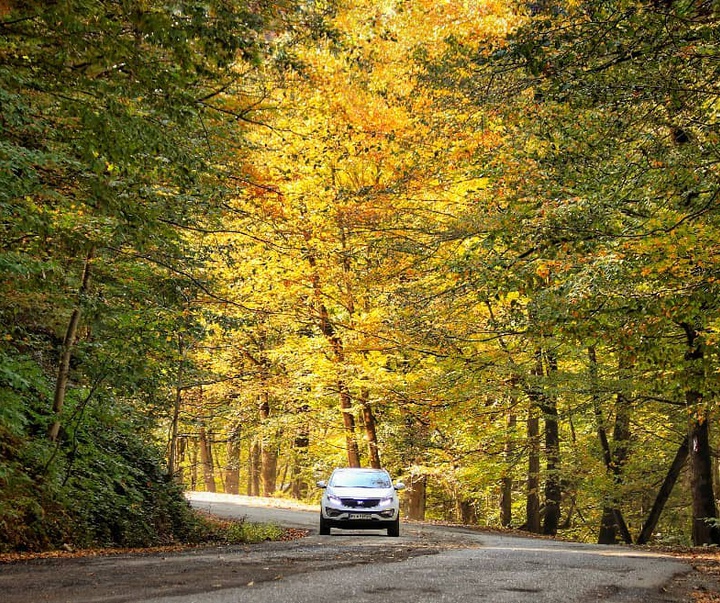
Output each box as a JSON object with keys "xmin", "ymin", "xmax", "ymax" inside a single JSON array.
[
  {"xmin": 421, "ymin": 0, "xmax": 720, "ymax": 544},
  {"xmin": 6, "ymin": 0, "xmax": 718, "ymax": 552},
  {"xmin": 150, "ymin": 0, "xmax": 718, "ymax": 547},
  {"xmin": 0, "ymin": 0, "xmax": 330, "ymax": 549}
]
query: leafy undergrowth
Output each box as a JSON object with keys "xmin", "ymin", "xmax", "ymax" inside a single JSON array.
[
  {"xmin": 0, "ymin": 512, "xmax": 309, "ymax": 564},
  {"xmin": 664, "ymin": 548, "xmax": 720, "ymax": 603}
]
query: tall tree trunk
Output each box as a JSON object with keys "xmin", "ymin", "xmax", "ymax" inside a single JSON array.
[
  {"xmin": 190, "ymin": 439, "xmax": 198, "ymax": 490},
  {"xmin": 526, "ymin": 403, "xmax": 541, "ymax": 533},
  {"xmin": 590, "ymin": 347, "xmax": 632, "ymax": 544},
  {"xmin": 305, "ymin": 243, "xmax": 360, "ymax": 467},
  {"xmin": 500, "ymin": 412, "xmax": 516, "ymax": 527},
  {"xmin": 689, "ymin": 418, "xmax": 720, "ymax": 545},
  {"xmin": 167, "ymin": 334, "xmax": 184, "ymax": 480},
  {"xmin": 682, "ymin": 322, "xmax": 720, "ymax": 546},
  {"xmin": 261, "ymin": 447, "xmax": 277, "ymax": 496},
  {"xmin": 541, "ymin": 349, "xmax": 561, "ymax": 536},
  {"xmin": 406, "ymin": 473, "xmax": 427, "ymax": 520},
  {"xmin": 360, "ymin": 388, "xmax": 381, "ymax": 468},
  {"xmin": 248, "ymin": 439, "xmax": 261, "ymax": 496},
  {"xmin": 48, "ymin": 248, "xmax": 94, "ymax": 442},
  {"xmin": 224, "ymin": 423, "xmax": 241, "ymax": 495},
  {"xmin": 608, "ymin": 367, "xmax": 632, "ymax": 543},
  {"xmin": 339, "ymin": 382, "xmax": 361, "ymax": 467},
  {"xmin": 525, "ymin": 348, "xmax": 545, "ymax": 533},
  {"xmin": 500, "ymin": 477, "xmax": 513, "ymax": 527},
  {"xmin": 175, "ymin": 436, "xmax": 186, "ymax": 485},
  {"xmin": 292, "ymin": 406, "xmax": 310, "ymax": 498},
  {"xmin": 459, "ymin": 499, "xmax": 478, "ymax": 524},
  {"xmin": 241, "ymin": 341, "xmax": 278, "ymax": 495},
  {"xmin": 637, "ymin": 436, "xmax": 689, "ymax": 544},
  {"xmin": 259, "ymin": 393, "xmax": 278, "ymax": 496},
  {"xmin": 198, "ymin": 426, "xmax": 216, "ymax": 492}
]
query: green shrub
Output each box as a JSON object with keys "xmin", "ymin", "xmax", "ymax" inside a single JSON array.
[
  {"xmin": 225, "ymin": 521, "xmax": 284, "ymax": 544},
  {"xmin": 0, "ymin": 352, "xmax": 201, "ymax": 552}
]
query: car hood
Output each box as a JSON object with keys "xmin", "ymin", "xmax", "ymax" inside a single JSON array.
[{"xmin": 327, "ymin": 486, "xmax": 395, "ymax": 498}]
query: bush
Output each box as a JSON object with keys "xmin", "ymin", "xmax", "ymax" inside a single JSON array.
[{"xmin": 0, "ymin": 352, "xmax": 203, "ymax": 552}]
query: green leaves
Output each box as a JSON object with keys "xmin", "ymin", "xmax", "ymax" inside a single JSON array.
[
  {"xmin": 0, "ymin": 0, "xmax": 324, "ymax": 551},
  {"xmin": 400, "ymin": 0, "xmax": 720, "ymax": 541}
]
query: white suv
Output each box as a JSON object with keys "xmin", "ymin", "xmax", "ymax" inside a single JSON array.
[{"xmin": 317, "ymin": 468, "xmax": 405, "ymax": 537}]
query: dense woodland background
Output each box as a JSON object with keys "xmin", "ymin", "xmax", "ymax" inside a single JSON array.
[{"xmin": 1, "ymin": 0, "xmax": 719, "ymax": 552}]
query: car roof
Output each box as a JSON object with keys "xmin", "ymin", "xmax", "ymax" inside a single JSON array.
[{"xmin": 332, "ymin": 467, "xmax": 389, "ymax": 474}]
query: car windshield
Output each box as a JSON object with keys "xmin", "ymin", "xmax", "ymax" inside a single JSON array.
[{"xmin": 331, "ymin": 471, "xmax": 392, "ymax": 488}]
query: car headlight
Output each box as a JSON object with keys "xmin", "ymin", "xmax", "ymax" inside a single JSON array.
[
  {"xmin": 379, "ymin": 496, "xmax": 394, "ymax": 506},
  {"xmin": 327, "ymin": 494, "xmax": 342, "ymax": 506}
]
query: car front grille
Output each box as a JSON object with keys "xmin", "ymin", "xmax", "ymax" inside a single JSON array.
[{"xmin": 340, "ymin": 498, "xmax": 381, "ymax": 508}]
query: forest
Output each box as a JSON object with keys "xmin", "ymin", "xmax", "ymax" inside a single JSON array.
[{"xmin": 1, "ymin": 0, "xmax": 719, "ymax": 552}]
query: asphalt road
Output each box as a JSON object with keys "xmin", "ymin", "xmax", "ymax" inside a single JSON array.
[
  {"xmin": 189, "ymin": 491, "xmax": 322, "ymax": 529},
  {"xmin": 0, "ymin": 492, "xmax": 694, "ymax": 603},
  {"xmin": 186, "ymin": 492, "xmax": 691, "ymax": 603}
]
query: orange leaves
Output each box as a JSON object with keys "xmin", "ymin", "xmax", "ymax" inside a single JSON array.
[
  {"xmin": 384, "ymin": 0, "xmax": 520, "ymax": 54},
  {"xmin": 535, "ymin": 262, "xmax": 552, "ymax": 280}
]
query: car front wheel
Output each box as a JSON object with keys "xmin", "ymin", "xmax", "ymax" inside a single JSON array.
[
  {"xmin": 387, "ymin": 519, "xmax": 400, "ymax": 537},
  {"xmin": 319, "ymin": 514, "xmax": 331, "ymax": 535}
]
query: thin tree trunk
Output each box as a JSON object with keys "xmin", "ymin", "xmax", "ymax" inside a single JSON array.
[
  {"xmin": 198, "ymin": 426, "xmax": 216, "ymax": 492},
  {"xmin": 225, "ymin": 423, "xmax": 241, "ymax": 495},
  {"xmin": 248, "ymin": 439, "xmax": 261, "ymax": 496},
  {"xmin": 590, "ymin": 347, "xmax": 632, "ymax": 544},
  {"xmin": 500, "ymin": 475, "xmax": 513, "ymax": 527},
  {"xmin": 361, "ymin": 388, "xmax": 381, "ymax": 468},
  {"xmin": 176, "ymin": 437, "xmax": 186, "ymax": 485},
  {"xmin": 689, "ymin": 418, "xmax": 720, "ymax": 545},
  {"xmin": 190, "ymin": 438, "xmax": 198, "ymax": 490},
  {"xmin": 259, "ymin": 393, "xmax": 278, "ymax": 496},
  {"xmin": 612, "ymin": 390, "xmax": 631, "ymax": 464},
  {"xmin": 48, "ymin": 248, "xmax": 94, "ymax": 442},
  {"xmin": 167, "ymin": 335, "xmax": 184, "ymax": 480},
  {"xmin": 636, "ymin": 436, "xmax": 689, "ymax": 544},
  {"xmin": 526, "ymin": 403, "xmax": 541, "ymax": 533},
  {"xmin": 525, "ymin": 348, "xmax": 545, "ymax": 533},
  {"xmin": 542, "ymin": 411, "xmax": 560, "ymax": 535},
  {"xmin": 681, "ymin": 322, "xmax": 720, "ymax": 545},
  {"xmin": 406, "ymin": 473, "xmax": 427, "ymax": 520},
  {"xmin": 609, "ymin": 372, "xmax": 632, "ymax": 544},
  {"xmin": 541, "ymin": 349, "xmax": 561, "ymax": 536},
  {"xmin": 241, "ymin": 341, "xmax": 279, "ymax": 495},
  {"xmin": 292, "ymin": 407, "xmax": 310, "ymax": 498},
  {"xmin": 500, "ymin": 412, "xmax": 516, "ymax": 527},
  {"xmin": 458, "ymin": 499, "xmax": 477, "ymax": 524},
  {"xmin": 305, "ymin": 242, "xmax": 360, "ymax": 467},
  {"xmin": 339, "ymin": 382, "xmax": 360, "ymax": 467},
  {"xmin": 261, "ymin": 446, "xmax": 277, "ymax": 495}
]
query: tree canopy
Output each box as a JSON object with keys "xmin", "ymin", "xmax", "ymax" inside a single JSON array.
[{"xmin": 1, "ymin": 0, "xmax": 719, "ymax": 551}]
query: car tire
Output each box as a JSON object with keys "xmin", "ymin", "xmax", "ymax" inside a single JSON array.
[
  {"xmin": 319, "ymin": 515, "xmax": 331, "ymax": 535},
  {"xmin": 387, "ymin": 519, "xmax": 400, "ymax": 537}
]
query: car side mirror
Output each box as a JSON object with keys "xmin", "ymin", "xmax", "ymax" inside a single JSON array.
[
  {"xmin": 394, "ymin": 481, "xmax": 406, "ymax": 491},
  {"xmin": 317, "ymin": 480, "xmax": 327, "ymax": 488}
]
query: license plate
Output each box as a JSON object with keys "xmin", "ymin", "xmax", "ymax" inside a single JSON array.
[{"xmin": 349, "ymin": 513, "xmax": 371, "ymax": 520}]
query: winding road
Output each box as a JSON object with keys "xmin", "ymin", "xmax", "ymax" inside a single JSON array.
[
  {"xmin": 187, "ymin": 492, "xmax": 692, "ymax": 603},
  {"xmin": 0, "ymin": 492, "xmax": 696, "ymax": 603}
]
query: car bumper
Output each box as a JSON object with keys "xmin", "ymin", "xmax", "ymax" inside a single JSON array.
[{"xmin": 321, "ymin": 507, "xmax": 398, "ymax": 527}]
